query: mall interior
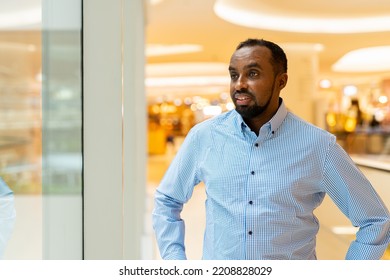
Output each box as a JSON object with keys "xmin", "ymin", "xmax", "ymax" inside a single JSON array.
[{"xmin": 0, "ymin": 0, "xmax": 390, "ymax": 260}]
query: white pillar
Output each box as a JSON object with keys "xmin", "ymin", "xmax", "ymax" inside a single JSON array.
[
  {"xmin": 281, "ymin": 44, "xmax": 321, "ymax": 125},
  {"xmin": 83, "ymin": 0, "xmax": 146, "ymax": 259},
  {"xmin": 122, "ymin": 0, "xmax": 147, "ymax": 260}
]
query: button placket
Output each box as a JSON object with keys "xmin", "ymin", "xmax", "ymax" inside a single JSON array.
[{"xmin": 246, "ymin": 137, "xmax": 258, "ymax": 242}]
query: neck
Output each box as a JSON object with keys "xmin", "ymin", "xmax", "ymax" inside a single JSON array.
[{"xmin": 244, "ymin": 98, "xmax": 281, "ymax": 135}]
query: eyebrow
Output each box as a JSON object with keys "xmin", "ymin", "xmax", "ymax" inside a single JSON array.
[
  {"xmin": 245, "ymin": 62, "xmax": 262, "ymax": 69},
  {"xmin": 228, "ymin": 62, "xmax": 262, "ymax": 72}
]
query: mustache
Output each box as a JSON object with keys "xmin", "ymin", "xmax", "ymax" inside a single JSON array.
[{"xmin": 233, "ymin": 89, "xmax": 254, "ymax": 97}]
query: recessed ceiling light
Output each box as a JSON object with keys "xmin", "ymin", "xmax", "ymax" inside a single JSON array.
[
  {"xmin": 214, "ymin": 0, "xmax": 390, "ymax": 33},
  {"xmin": 332, "ymin": 46, "xmax": 390, "ymax": 72}
]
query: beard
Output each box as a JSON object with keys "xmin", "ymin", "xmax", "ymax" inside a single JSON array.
[
  {"xmin": 233, "ymin": 80, "xmax": 276, "ymax": 120},
  {"xmin": 234, "ymin": 90, "xmax": 273, "ymax": 120},
  {"xmin": 235, "ymin": 102, "xmax": 269, "ymax": 119}
]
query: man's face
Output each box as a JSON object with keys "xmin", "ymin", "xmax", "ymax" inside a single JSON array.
[{"xmin": 228, "ymin": 46, "xmax": 285, "ymax": 120}]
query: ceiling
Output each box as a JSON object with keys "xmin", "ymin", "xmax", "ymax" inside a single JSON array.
[
  {"xmin": 145, "ymin": 0, "xmax": 390, "ymax": 89},
  {"xmin": 1, "ymin": 0, "xmax": 390, "ymax": 96}
]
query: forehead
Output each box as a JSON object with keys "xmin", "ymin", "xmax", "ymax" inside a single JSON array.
[{"xmin": 229, "ymin": 46, "xmax": 272, "ymax": 69}]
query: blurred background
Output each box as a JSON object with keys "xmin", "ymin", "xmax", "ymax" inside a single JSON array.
[
  {"xmin": 0, "ymin": 0, "xmax": 389, "ymax": 259},
  {"xmin": 146, "ymin": 0, "xmax": 390, "ymax": 260}
]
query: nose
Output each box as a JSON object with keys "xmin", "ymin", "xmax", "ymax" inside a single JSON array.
[{"xmin": 233, "ymin": 75, "xmax": 248, "ymax": 91}]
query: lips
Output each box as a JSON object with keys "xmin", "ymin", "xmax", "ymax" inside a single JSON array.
[{"xmin": 234, "ymin": 93, "xmax": 252, "ymax": 106}]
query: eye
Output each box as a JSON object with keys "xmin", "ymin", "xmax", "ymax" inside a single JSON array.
[
  {"xmin": 230, "ymin": 72, "xmax": 238, "ymax": 80},
  {"xmin": 249, "ymin": 70, "xmax": 259, "ymax": 77}
]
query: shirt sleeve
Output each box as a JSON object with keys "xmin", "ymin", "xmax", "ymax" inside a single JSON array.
[
  {"xmin": 152, "ymin": 127, "xmax": 202, "ymax": 260},
  {"xmin": 0, "ymin": 177, "xmax": 16, "ymax": 259},
  {"xmin": 321, "ymin": 141, "xmax": 390, "ymax": 260}
]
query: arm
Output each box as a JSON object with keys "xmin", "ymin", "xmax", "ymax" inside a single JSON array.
[
  {"xmin": 321, "ymin": 142, "xmax": 390, "ymax": 260},
  {"xmin": 0, "ymin": 177, "xmax": 16, "ymax": 259},
  {"xmin": 152, "ymin": 128, "xmax": 201, "ymax": 260}
]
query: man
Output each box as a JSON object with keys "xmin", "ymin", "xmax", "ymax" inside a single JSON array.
[
  {"xmin": 0, "ymin": 177, "xmax": 15, "ymax": 258},
  {"xmin": 152, "ymin": 38, "xmax": 390, "ymax": 260}
]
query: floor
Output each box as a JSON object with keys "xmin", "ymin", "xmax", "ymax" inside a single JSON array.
[{"xmin": 147, "ymin": 144, "xmax": 390, "ymax": 260}]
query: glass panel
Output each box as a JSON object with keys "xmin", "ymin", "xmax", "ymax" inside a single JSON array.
[
  {"xmin": 0, "ymin": 0, "xmax": 82, "ymax": 259},
  {"xmin": 41, "ymin": 0, "xmax": 82, "ymax": 259}
]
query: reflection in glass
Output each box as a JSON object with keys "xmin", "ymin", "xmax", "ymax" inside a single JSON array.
[
  {"xmin": 0, "ymin": 177, "xmax": 15, "ymax": 259},
  {"xmin": 41, "ymin": 0, "xmax": 83, "ymax": 259},
  {"xmin": 0, "ymin": 2, "xmax": 42, "ymax": 259},
  {"xmin": 0, "ymin": 0, "xmax": 82, "ymax": 259}
]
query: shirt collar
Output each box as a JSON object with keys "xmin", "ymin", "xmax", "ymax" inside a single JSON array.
[
  {"xmin": 233, "ymin": 98, "xmax": 288, "ymax": 135},
  {"xmin": 268, "ymin": 98, "xmax": 288, "ymax": 134}
]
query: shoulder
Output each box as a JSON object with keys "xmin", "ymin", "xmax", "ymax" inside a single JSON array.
[
  {"xmin": 284, "ymin": 111, "xmax": 336, "ymax": 145},
  {"xmin": 189, "ymin": 110, "xmax": 238, "ymax": 134}
]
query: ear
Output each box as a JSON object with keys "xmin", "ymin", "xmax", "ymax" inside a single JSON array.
[{"xmin": 278, "ymin": 73, "xmax": 288, "ymax": 90}]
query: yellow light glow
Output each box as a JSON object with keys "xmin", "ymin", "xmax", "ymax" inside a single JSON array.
[
  {"xmin": 344, "ymin": 117, "xmax": 356, "ymax": 132},
  {"xmin": 326, "ymin": 113, "xmax": 337, "ymax": 127}
]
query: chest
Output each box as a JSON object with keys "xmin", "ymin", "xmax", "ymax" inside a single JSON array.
[{"xmin": 198, "ymin": 130, "xmax": 324, "ymax": 203}]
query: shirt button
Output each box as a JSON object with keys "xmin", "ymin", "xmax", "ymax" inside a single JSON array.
[
  {"xmin": 254, "ymin": 143, "xmax": 259, "ymax": 147},
  {"xmin": 249, "ymin": 201, "xmax": 253, "ymax": 205},
  {"xmin": 248, "ymin": 231, "xmax": 252, "ymax": 235},
  {"xmin": 251, "ymin": 171, "xmax": 255, "ymax": 175}
]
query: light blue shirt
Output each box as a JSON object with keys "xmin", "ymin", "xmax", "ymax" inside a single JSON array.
[
  {"xmin": 0, "ymin": 177, "xmax": 16, "ymax": 259},
  {"xmin": 152, "ymin": 99, "xmax": 390, "ymax": 260}
]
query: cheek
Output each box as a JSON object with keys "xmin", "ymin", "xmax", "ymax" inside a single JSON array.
[{"xmin": 229, "ymin": 83, "xmax": 236, "ymax": 93}]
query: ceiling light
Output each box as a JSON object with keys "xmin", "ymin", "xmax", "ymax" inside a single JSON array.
[
  {"xmin": 214, "ymin": 0, "xmax": 390, "ymax": 33},
  {"xmin": 146, "ymin": 62, "xmax": 228, "ymax": 77},
  {"xmin": 145, "ymin": 76, "xmax": 229, "ymax": 87},
  {"xmin": 149, "ymin": 0, "xmax": 164, "ymax": 5},
  {"xmin": 343, "ymin": 85, "xmax": 358, "ymax": 96},
  {"xmin": 146, "ymin": 62, "xmax": 230, "ymax": 89},
  {"xmin": 332, "ymin": 46, "xmax": 390, "ymax": 72},
  {"xmin": 319, "ymin": 79, "xmax": 332, "ymax": 89},
  {"xmin": 378, "ymin": 95, "xmax": 388, "ymax": 104},
  {"xmin": 282, "ymin": 43, "xmax": 324, "ymax": 52},
  {"xmin": 0, "ymin": 7, "xmax": 41, "ymax": 29},
  {"xmin": 146, "ymin": 44, "xmax": 203, "ymax": 57}
]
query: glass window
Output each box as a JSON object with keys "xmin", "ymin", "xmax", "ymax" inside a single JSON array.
[{"xmin": 0, "ymin": 0, "xmax": 82, "ymax": 259}]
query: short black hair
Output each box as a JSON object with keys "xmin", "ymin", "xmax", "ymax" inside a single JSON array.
[{"xmin": 236, "ymin": 38, "xmax": 288, "ymax": 74}]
